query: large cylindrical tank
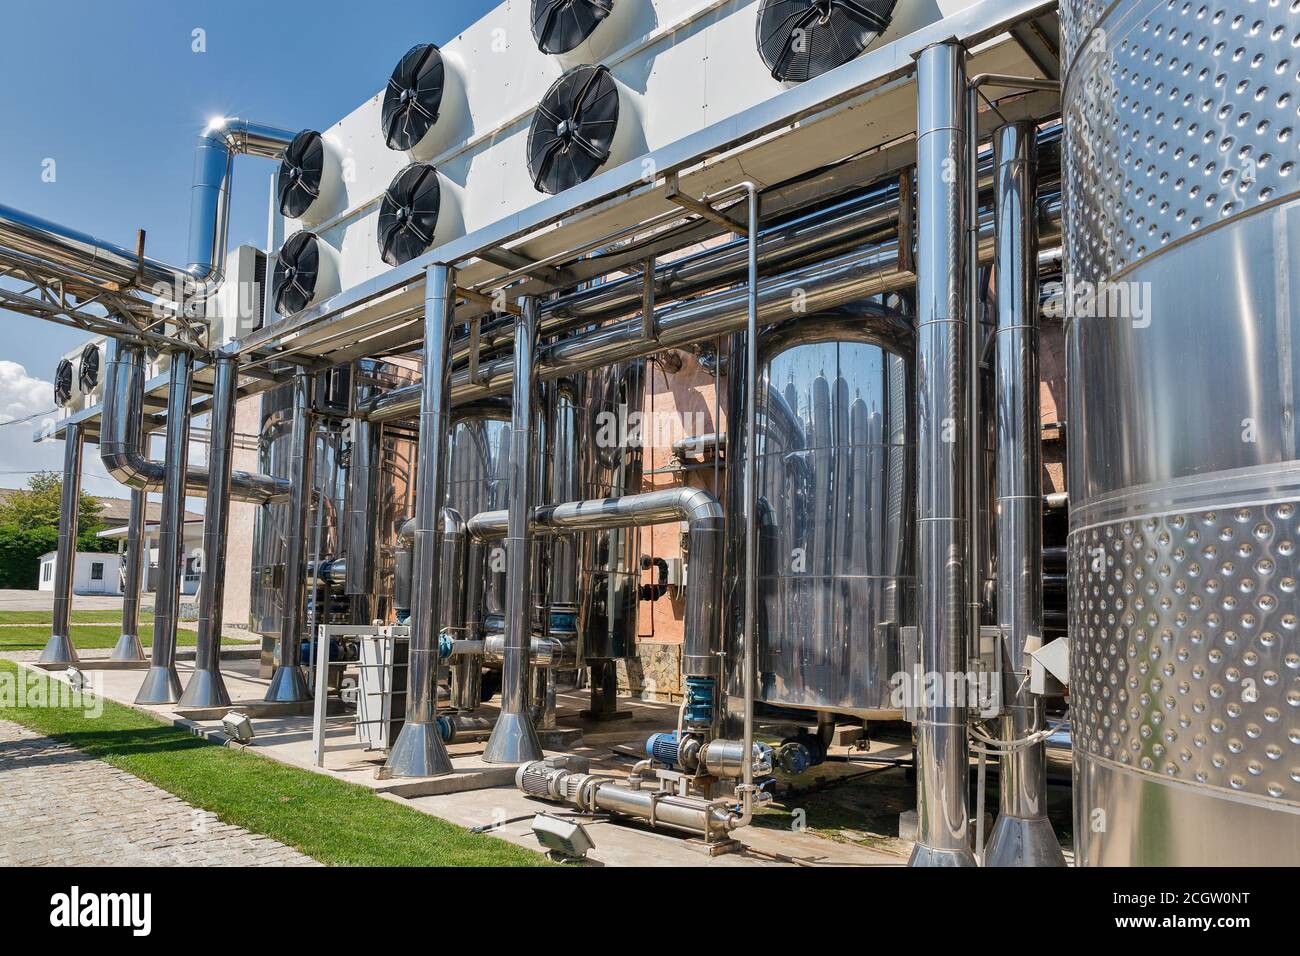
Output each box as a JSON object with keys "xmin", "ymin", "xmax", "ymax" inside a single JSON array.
[
  {"xmin": 575, "ymin": 359, "xmax": 647, "ymax": 663},
  {"xmin": 1062, "ymin": 0, "xmax": 1300, "ymax": 865},
  {"xmin": 729, "ymin": 307, "xmax": 914, "ymax": 716}
]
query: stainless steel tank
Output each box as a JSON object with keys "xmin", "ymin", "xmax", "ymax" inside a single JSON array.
[
  {"xmin": 1061, "ymin": 0, "xmax": 1300, "ymax": 865},
  {"xmin": 575, "ymin": 359, "xmax": 647, "ymax": 663},
  {"xmin": 735, "ymin": 306, "xmax": 914, "ymax": 715}
]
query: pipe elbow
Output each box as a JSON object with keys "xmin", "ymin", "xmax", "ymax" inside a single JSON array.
[
  {"xmin": 440, "ymin": 507, "xmax": 465, "ymax": 537},
  {"xmin": 678, "ymin": 487, "xmax": 723, "ymax": 526}
]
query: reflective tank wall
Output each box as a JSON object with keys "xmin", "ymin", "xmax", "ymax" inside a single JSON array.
[
  {"xmin": 1061, "ymin": 0, "xmax": 1300, "ymax": 865},
  {"xmin": 739, "ymin": 310, "xmax": 913, "ymax": 715}
]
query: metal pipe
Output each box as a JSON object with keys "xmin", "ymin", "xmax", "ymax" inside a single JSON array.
[
  {"xmin": 100, "ymin": 341, "xmax": 289, "ymax": 503},
  {"xmin": 671, "ymin": 432, "xmax": 725, "ymax": 461},
  {"xmin": 185, "ymin": 118, "xmax": 296, "ymax": 297},
  {"xmin": 383, "ymin": 265, "xmax": 457, "ymax": 777},
  {"xmin": 360, "ymin": 193, "xmax": 1061, "ymax": 422},
  {"xmin": 438, "ymin": 508, "xmax": 467, "ymax": 642},
  {"xmin": 264, "ymin": 370, "xmax": 314, "ymax": 703},
  {"xmin": 483, "ymin": 295, "xmax": 544, "ymax": 764},
  {"xmin": 737, "ymin": 181, "xmax": 760, "ymax": 828},
  {"xmin": 110, "ymin": 488, "xmax": 147, "ymax": 662},
  {"xmin": 178, "ymin": 355, "xmax": 238, "ymax": 708},
  {"xmin": 984, "ymin": 122, "xmax": 1064, "ymax": 867},
  {"xmin": 135, "ymin": 352, "xmax": 194, "ymax": 704},
  {"xmin": 909, "ymin": 41, "xmax": 976, "ymax": 867},
  {"xmin": 0, "ymin": 118, "xmax": 292, "ymax": 301},
  {"xmin": 37, "ymin": 421, "xmax": 84, "ymax": 665}
]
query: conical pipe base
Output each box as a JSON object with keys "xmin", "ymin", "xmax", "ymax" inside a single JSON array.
[
  {"xmin": 984, "ymin": 813, "xmax": 1067, "ymax": 867},
  {"xmin": 38, "ymin": 634, "xmax": 79, "ymax": 665},
  {"xmin": 178, "ymin": 668, "xmax": 231, "ymax": 708},
  {"xmin": 908, "ymin": 843, "xmax": 978, "ymax": 867},
  {"xmin": 382, "ymin": 720, "xmax": 453, "ymax": 778},
  {"xmin": 110, "ymin": 633, "xmax": 146, "ymax": 663},
  {"xmin": 482, "ymin": 710, "xmax": 543, "ymax": 764},
  {"xmin": 264, "ymin": 664, "xmax": 311, "ymax": 703},
  {"xmin": 135, "ymin": 665, "xmax": 183, "ymax": 704}
]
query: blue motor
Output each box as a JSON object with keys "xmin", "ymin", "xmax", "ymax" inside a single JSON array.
[{"xmin": 646, "ymin": 731, "xmax": 681, "ymax": 767}]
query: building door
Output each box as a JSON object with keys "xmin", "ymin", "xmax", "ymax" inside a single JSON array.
[{"xmin": 88, "ymin": 560, "xmax": 106, "ymax": 594}]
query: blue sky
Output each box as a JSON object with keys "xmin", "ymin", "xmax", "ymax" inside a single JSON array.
[{"xmin": 0, "ymin": 0, "xmax": 498, "ymax": 494}]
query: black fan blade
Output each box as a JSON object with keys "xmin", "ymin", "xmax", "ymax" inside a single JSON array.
[
  {"xmin": 381, "ymin": 44, "xmax": 446, "ymax": 151},
  {"xmin": 378, "ymin": 163, "xmax": 444, "ymax": 266},
  {"xmin": 756, "ymin": 0, "xmax": 897, "ymax": 83},
  {"xmin": 532, "ymin": 0, "xmax": 613, "ymax": 55},
  {"xmin": 527, "ymin": 65, "xmax": 620, "ymax": 194}
]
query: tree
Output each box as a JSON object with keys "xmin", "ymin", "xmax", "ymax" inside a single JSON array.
[
  {"xmin": 0, "ymin": 472, "xmax": 117, "ymax": 589},
  {"xmin": 0, "ymin": 470, "xmax": 107, "ymax": 531}
]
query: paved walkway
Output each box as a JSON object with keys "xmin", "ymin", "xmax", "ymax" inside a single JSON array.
[{"xmin": 0, "ymin": 720, "xmax": 318, "ymax": 866}]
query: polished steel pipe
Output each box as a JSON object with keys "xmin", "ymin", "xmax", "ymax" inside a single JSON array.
[
  {"xmin": 37, "ymin": 422, "xmax": 85, "ymax": 665},
  {"xmin": 909, "ymin": 41, "xmax": 976, "ymax": 867},
  {"xmin": 100, "ymin": 342, "xmax": 289, "ymax": 503},
  {"xmin": 984, "ymin": 123, "xmax": 1064, "ymax": 867},
  {"xmin": 264, "ymin": 370, "xmax": 314, "ymax": 703},
  {"xmin": 484, "ymin": 295, "xmax": 544, "ymax": 764},
  {"xmin": 383, "ymin": 265, "xmax": 457, "ymax": 778},
  {"xmin": 110, "ymin": 488, "xmax": 147, "ymax": 662},
  {"xmin": 186, "ymin": 118, "xmax": 296, "ymax": 296},
  {"xmin": 179, "ymin": 356, "xmax": 238, "ymax": 708},
  {"xmin": 135, "ymin": 352, "xmax": 194, "ymax": 704}
]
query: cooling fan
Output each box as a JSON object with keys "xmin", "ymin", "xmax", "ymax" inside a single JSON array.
[
  {"xmin": 378, "ymin": 163, "xmax": 444, "ymax": 267},
  {"xmin": 381, "ymin": 43, "xmax": 447, "ymax": 152},
  {"xmin": 277, "ymin": 130, "xmax": 327, "ymax": 220},
  {"xmin": 532, "ymin": 0, "xmax": 614, "ymax": 54},
  {"xmin": 53, "ymin": 359, "xmax": 74, "ymax": 407},
  {"xmin": 756, "ymin": 0, "xmax": 897, "ymax": 82},
  {"xmin": 77, "ymin": 343, "xmax": 100, "ymax": 394},
  {"xmin": 272, "ymin": 232, "xmax": 329, "ymax": 317},
  {"xmin": 527, "ymin": 64, "xmax": 622, "ymax": 195}
]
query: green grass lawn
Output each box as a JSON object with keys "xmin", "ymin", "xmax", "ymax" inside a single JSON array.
[
  {"xmin": 0, "ymin": 610, "xmax": 154, "ymax": 625},
  {"xmin": 0, "ymin": 659, "xmax": 548, "ymax": 867},
  {"xmin": 0, "ymin": 625, "xmax": 198, "ymax": 652}
]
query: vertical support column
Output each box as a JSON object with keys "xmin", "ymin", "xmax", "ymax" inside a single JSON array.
[
  {"xmin": 136, "ymin": 352, "xmax": 194, "ymax": 704},
  {"xmin": 484, "ymin": 294, "xmax": 544, "ymax": 764},
  {"xmin": 383, "ymin": 265, "xmax": 457, "ymax": 777},
  {"xmin": 179, "ymin": 355, "xmax": 238, "ymax": 708},
  {"xmin": 985, "ymin": 122, "xmax": 1064, "ymax": 867},
  {"xmin": 110, "ymin": 488, "xmax": 147, "ymax": 662},
  {"xmin": 265, "ymin": 369, "xmax": 314, "ymax": 702},
  {"xmin": 38, "ymin": 421, "xmax": 85, "ymax": 665},
  {"xmin": 910, "ymin": 41, "xmax": 976, "ymax": 867}
]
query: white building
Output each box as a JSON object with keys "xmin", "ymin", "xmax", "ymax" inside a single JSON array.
[{"xmin": 37, "ymin": 550, "xmax": 124, "ymax": 596}]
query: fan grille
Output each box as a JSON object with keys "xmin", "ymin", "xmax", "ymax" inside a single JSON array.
[
  {"xmin": 78, "ymin": 344, "xmax": 100, "ymax": 392},
  {"xmin": 381, "ymin": 44, "xmax": 446, "ymax": 152},
  {"xmin": 272, "ymin": 232, "xmax": 322, "ymax": 317},
  {"xmin": 278, "ymin": 130, "xmax": 326, "ymax": 219},
  {"xmin": 756, "ymin": 0, "xmax": 896, "ymax": 83},
  {"xmin": 527, "ymin": 65, "xmax": 620, "ymax": 195},
  {"xmin": 54, "ymin": 359, "xmax": 74, "ymax": 407},
  {"xmin": 532, "ymin": 0, "xmax": 614, "ymax": 55},
  {"xmin": 378, "ymin": 163, "xmax": 443, "ymax": 267}
]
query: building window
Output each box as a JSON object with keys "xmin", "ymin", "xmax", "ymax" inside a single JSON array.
[
  {"xmin": 42, "ymin": 562, "xmax": 52, "ymax": 582},
  {"xmin": 90, "ymin": 562, "xmax": 104, "ymax": 581}
]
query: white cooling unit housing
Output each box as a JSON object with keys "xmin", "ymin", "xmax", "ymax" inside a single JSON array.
[{"xmin": 263, "ymin": 0, "xmax": 984, "ymax": 316}]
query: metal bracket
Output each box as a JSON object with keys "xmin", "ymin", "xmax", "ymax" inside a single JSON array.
[{"xmin": 665, "ymin": 173, "xmax": 751, "ymax": 237}]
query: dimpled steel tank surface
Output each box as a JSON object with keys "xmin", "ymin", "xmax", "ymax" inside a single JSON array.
[{"xmin": 1061, "ymin": 0, "xmax": 1300, "ymax": 865}]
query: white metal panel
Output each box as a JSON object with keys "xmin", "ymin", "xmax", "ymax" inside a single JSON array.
[{"xmin": 267, "ymin": 0, "xmax": 982, "ymax": 306}]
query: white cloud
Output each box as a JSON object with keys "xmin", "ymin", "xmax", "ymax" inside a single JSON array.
[{"xmin": 0, "ymin": 359, "xmax": 120, "ymax": 498}]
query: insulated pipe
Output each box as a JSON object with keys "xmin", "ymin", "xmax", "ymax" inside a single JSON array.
[
  {"xmin": 0, "ymin": 118, "xmax": 292, "ymax": 300},
  {"xmin": 179, "ymin": 355, "xmax": 238, "ymax": 708},
  {"xmin": 185, "ymin": 118, "xmax": 296, "ymax": 297},
  {"xmin": 984, "ymin": 123, "xmax": 1064, "ymax": 868},
  {"xmin": 910, "ymin": 41, "xmax": 976, "ymax": 867},
  {"xmin": 110, "ymin": 488, "xmax": 147, "ymax": 662},
  {"xmin": 264, "ymin": 371, "xmax": 314, "ymax": 703},
  {"xmin": 483, "ymin": 295, "xmax": 544, "ymax": 764},
  {"xmin": 438, "ymin": 508, "xmax": 467, "ymax": 642},
  {"xmin": 358, "ymin": 193, "xmax": 1061, "ymax": 422},
  {"xmin": 468, "ymin": 488, "xmax": 724, "ymax": 674},
  {"xmin": 37, "ymin": 422, "xmax": 84, "ymax": 665},
  {"xmin": 383, "ymin": 265, "xmax": 457, "ymax": 778},
  {"xmin": 100, "ymin": 341, "xmax": 289, "ymax": 503},
  {"xmin": 135, "ymin": 352, "xmax": 194, "ymax": 705}
]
